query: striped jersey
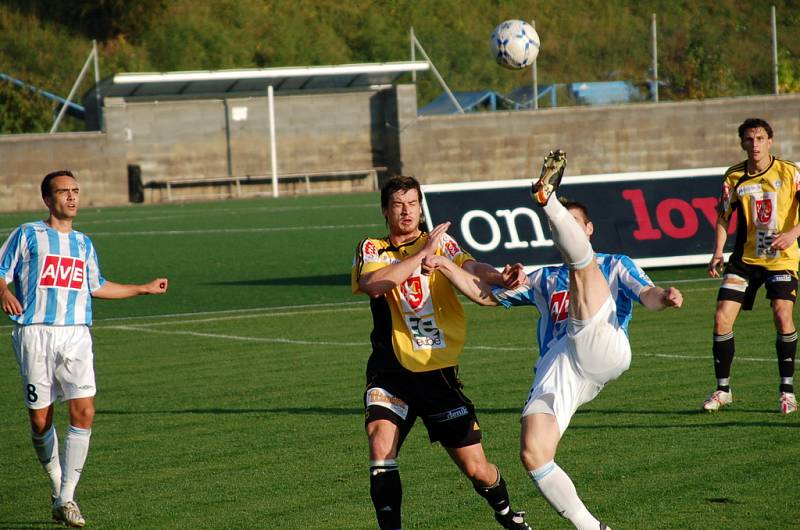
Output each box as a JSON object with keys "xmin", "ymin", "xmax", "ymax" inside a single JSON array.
[
  {"xmin": 0, "ymin": 221, "xmax": 105, "ymax": 326},
  {"xmin": 352, "ymin": 231, "xmax": 474, "ymax": 372},
  {"xmin": 492, "ymin": 253, "xmax": 653, "ymax": 358},
  {"xmin": 718, "ymin": 157, "xmax": 800, "ymax": 270}
]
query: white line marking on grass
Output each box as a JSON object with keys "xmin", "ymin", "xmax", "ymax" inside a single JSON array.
[
  {"xmin": 104, "ymin": 325, "xmax": 366, "ymax": 346},
  {"xmin": 94, "ymin": 323, "xmax": 774, "ymax": 364},
  {"xmin": 107, "ymin": 306, "xmax": 366, "ymax": 327},
  {"xmin": 70, "ymin": 203, "xmax": 377, "ymax": 226},
  {"xmin": 87, "ymin": 223, "xmax": 383, "ymax": 237}
]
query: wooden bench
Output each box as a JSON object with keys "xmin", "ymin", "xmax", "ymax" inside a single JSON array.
[{"xmin": 146, "ymin": 168, "xmax": 384, "ymax": 201}]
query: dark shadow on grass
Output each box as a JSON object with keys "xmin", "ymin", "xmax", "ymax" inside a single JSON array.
[
  {"xmin": 202, "ymin": 274, "xmax": 350, "ymax": 287},
  {"xmin": 99, "ymin": 407, "xmax": 361, "ymax": 416},
  {"xmin": 0, "ymin": 522, "xmax": 62, "ymax": 529}
]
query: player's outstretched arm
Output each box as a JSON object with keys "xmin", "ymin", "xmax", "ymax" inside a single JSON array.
[
  {"xmin": 465, "ymin": 261, "xmax": 526, "ymax": 289},
  {"xmin": 92, "ymin": 278, "xmax": 169, "ymax": 300},
  {"xmin": 0, "ymin": 279, "xmax": 22, "ymax": 315},
  {"xmin": 423, "ymin": 255, "xmax": 499, "ymax": 306},
  {"xmin": 359, "ymin": 222, "xmax": 451, "ymax": 298},
  {"xmin": 639, "ymin": 285, "xmax": 683, "ymax": 310}
]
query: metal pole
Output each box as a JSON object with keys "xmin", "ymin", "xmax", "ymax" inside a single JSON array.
[
  {"xmin": 412, "ymin": 34, "xmax": 464, "ymax": 113},
  {"xmin": 410, "ymin": 27, "xmax": 417, "ymax": 83},
  {"xmin": 50, "ymin": 44, "xmax": 95, "ymax": 133},
  {"xmin": 531, "ymin": 19, "xmax": 538, "ymax": 109},
  {"xmin": 772, "ymin": 5, "xmax": 779, "ymax": 95},
  {"xmin": 651, "ymin": 13, "xmax": 659, "ymax": 103},
  {"xmin": 268, "ymin": 85, "xmax": 279, "ymax": 198},
  {"xmin": 92, "ymin": 39, "xmax": 102, "ymax": 130}
]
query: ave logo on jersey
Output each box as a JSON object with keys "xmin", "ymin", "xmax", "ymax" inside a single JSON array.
[
  {"xmin": 549, "ymin": 290, "xmax": 569, "ymax": 322},
  {"xmin": 39, "ymin": 255, "xmax": 85, "ymax": 290}
]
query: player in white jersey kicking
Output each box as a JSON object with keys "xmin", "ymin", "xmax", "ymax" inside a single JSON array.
[
  {"xmin": 422, "ymin": 151, "xmax": 683, "ymax": 529},
  {"xmin": 0, "ymin": 170, "xmax": 168, "ymax": 528}
]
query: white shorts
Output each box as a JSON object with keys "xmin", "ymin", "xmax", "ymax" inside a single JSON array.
[
  {"xmin": 522, "ymin": 296, "xmax": 631, "ymax": 435},
  {"xmin": 12, "ymin": 324, "xmax": 96, "ymax": 410}
]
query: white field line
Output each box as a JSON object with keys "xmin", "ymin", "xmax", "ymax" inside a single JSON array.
[
  {"xmin": 96, "ymin": 319, "xmax": 772, "ymax": 364},
  {"xmin": 0, "ymin": 203, "xmax": 378, "ymax": 233},
  {"xmin": 84, "ymin": 223, "xmax": 383, "ymax": 237}
]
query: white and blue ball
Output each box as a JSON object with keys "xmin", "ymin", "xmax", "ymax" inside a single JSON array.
[{"xmin": 490, "ymin": 20, "xmax": 540, "ymax": 69}]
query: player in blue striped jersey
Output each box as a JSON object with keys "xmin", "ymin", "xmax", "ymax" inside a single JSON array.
[
  {"xmin": 424, "ymin": 151, "xmax": 683, "ymax": 530},
  {"xmin": 0, "ymin": 170, "xmax": 168, "ymax": 528}
]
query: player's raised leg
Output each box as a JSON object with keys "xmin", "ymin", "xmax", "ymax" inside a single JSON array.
[{"xmin": 531, "ymin": 150, "xmax": 610, "ymax": 321}]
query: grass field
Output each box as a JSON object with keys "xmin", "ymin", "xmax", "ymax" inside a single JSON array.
[{"xmin": 0, "ymin": 193, "xmax": 798, "ymax": 529}]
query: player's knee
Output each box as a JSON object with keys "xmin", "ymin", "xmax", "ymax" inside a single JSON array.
[
  {"xmin": 520, "ymin": 438, "xmax": 554, "ymax": 470},
  {"xmin": 367, "ymin": 423, "xmax": 398, "ymax": 460},
  {"xmin": 29, "ymin": 415, "xmax": 51, "ymax": 435},
  {"xmin": 70, "ymin": 403, "xmax": 95, "ymax": 428}
]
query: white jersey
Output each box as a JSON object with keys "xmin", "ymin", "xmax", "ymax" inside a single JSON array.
[
  {"xmin": 492, "ymin": 253, "xmax": 653, "ymax": 358},
  {"xmin": 0, "ymin": 221, "xmax": 105, "ymax": 326}
]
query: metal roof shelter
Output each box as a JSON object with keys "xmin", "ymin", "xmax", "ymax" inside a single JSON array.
[{"xmin": 87, "ymin": 61, "xmax": 430, "ymax": 100}]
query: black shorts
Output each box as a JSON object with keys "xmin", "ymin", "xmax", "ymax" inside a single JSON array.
[
  {"xmin": 718, "ymin": 260, "xmax": 798, "ymax": 310},
  {"xmin": 364, "ymin": 364, "xmax": 482, "ymax": 452}
]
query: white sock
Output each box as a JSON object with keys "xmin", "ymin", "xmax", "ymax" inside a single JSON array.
[
  {"xmin": 542, "ymin": 196, "xmax": 594, "ymax": 270},
  {"xmin": 32, "ymin": 425, "xmax": 61, "ymax": 498},
  {"xmin": 58, "ymin": 425, "xmax": 91, "ymax": 505},
  {"xmin": 530, "ymin": 460, "xmax": 601, "ymax": 530}
]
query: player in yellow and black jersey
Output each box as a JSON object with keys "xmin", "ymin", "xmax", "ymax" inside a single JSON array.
[
  {"xmin": 704, "ymin": 118, "xmax": 800, "ymax": 414},
  {"xmin": 351, "ymin": 175, "xmax": 531, "ymax": 530}
]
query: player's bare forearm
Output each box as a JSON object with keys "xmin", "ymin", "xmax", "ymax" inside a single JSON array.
[
  {"xmin": 640, "ymin": 286, "xmax": 683, "ymax": 310},
  {"xmin": 709, "ymin": 217, "xmax": 729, "ymax": 278},
  {"xmin": 0, "ymin": 279, "xmax": 22, "ymax": 315},
  {"xmin": 426, "ymin": 256, "xmax": 498, "ymax": 306},
  {"xmin": 464, "ymin": 261, "xmax": 526, "ymax": 289},
  {"xmin": 92, "ymin": 278, "xmax": 168, "ymax": 299},
  {"xmin": 359, "ymin": 253, "xmax": 426, "ymax": 298}
]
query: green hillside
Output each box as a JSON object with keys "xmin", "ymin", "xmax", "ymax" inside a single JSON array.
[{"xmin": 2, "ymin": 0, "xmax": 799, "ymax": 134}]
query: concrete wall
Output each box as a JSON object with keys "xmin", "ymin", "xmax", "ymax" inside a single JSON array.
[
  {"xmin": 105, "ymin": 87, "xmax": 392, "ymax": 183},
  {"xmin": 0, "ymin": 132, "xmax": 127, "ymax": 212},
  {"xmin": 399, "ymin": 92, "xmax": 800, "ymax": 183},
  {"xmin": 1, "ymin": 87, "xmax": 799, "ymax": 212}
]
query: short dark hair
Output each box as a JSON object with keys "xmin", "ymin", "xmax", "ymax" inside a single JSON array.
[
  {"xmin": 380, "ymin": 175, "xmax": 422, "ymax": 212},
  {"xmin": 738, "ymin": 118, "xmax": 773, "ymax": 140},
  {"xmin": 41, "ymin": 169, "xmax": 75, "ymax": 198},
  {"xmin": 559, "ymin": 197, "xmax": 591, "ymax": 223}
]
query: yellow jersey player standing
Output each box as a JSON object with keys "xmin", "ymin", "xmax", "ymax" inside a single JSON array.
[
  {"xmin": 705, "ymin": 118, "xmax": 800, "ymax": 414},
  {"xmin": 352, "ymin": 175, "xmax": 530, "ymax": 530}
]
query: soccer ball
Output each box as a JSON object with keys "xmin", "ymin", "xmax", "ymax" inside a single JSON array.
[{"xmin": 490, "ymin": 20, "xmax": 540, "ymax": 69}]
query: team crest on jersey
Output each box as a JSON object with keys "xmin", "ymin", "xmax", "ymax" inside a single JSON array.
[
  {"xmin": 549, "ymin": 290, "xmax": 569, "ymax": 322},
  {"xmin": 401, "ymin": 276, "xmax": 425, "ymax": 309},
  {"xmin": 39, "ymin": 255, "xmax": 85, "ymax": 290},
  {"xmin": 755, "ymin": 198, "xmax": 773, "ymax": 224}
]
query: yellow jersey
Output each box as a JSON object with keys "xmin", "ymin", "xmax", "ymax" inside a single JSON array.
[
  {"xmin": 719, "ymin": 157, "xmax": 800, "ymax": 270},
  {"xmin": 352, "ymin": 231, "xmax": 474, "ymax": 372}
]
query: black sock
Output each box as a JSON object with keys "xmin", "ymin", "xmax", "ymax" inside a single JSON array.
[
  {"xmin": 713, "ymin": 332, "xmax": 735, "ymax": 391},
  {"xmin": 370, "ymin": 462, "xmax": 401, "ymax": 529},
  {"xmin": 474, "ymin": 468, "xmax": 511, "ymax": 514},
  {"xmin": 776, "ymin": 331, "xmax": 797, "ymax": 393}
]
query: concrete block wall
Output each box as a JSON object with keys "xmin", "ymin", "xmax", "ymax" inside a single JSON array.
[
  {"xmin": 105, "ymin": 88, "xmax": 391, "ymax": 185},
  {"xmin": 0, "ymin": 132, "xmax": 127, "ymax": 212},
  {"xmin": 399, "ymin": 93, "xmax": 800, "ymax": 183}
]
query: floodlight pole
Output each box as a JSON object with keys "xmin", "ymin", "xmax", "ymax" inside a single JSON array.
[
  {"xmin": 771, "ymin": 5, "xmax": 779, "ymax": 95},
  {"xmin": 531, "ymin": 19, "xmax": 538, "ymax": 110},
  {"xmin": 651, "ymin": 13, "xmax": 659, "ymax": 103},
  {"xmin": 410, "ymin": 27, "xmax": 417, "ymax": 83},
  {"xmin": 411, "ymin": 33, "xmax": 464, "ymax": 113},
  {"xmin": 51, "ymin": 42, "xmax": 97, "ymax": 133},
  {"xmin": 268, "ymin": 85, "xmax": 279, "ymax": 198},
  {"xmin": 92, "ymin": 40, "xmax": 102, "ymax": 129}
]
